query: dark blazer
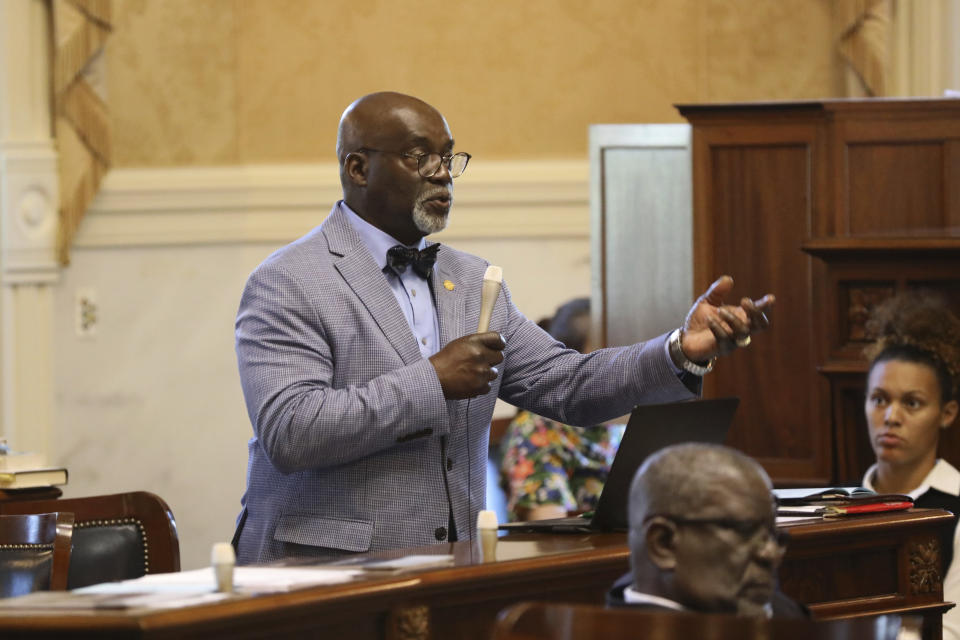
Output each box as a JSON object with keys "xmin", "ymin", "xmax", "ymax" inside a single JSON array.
[
  {"xmin": 914, "ymin": 488, "xmax": 960, "ymax": 571},
  {"xmin": 606, "ymin": 572, "xmax": 810, "ymax": 619}
]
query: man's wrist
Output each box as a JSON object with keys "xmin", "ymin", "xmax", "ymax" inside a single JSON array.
[{"xmin": 668, "ymin": 328, "xmax": 715, "ymax": 376}]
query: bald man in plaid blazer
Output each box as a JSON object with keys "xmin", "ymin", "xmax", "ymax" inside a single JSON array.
[{"xmin": 233, "ymin": 93, "xmax": 772, "ymax": 564}]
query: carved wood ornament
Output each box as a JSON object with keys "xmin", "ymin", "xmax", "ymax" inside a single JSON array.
[
  {"xmin": 909, "ymin": 539, "xmax": 942, "ymax": 595},
  {"xmin": 388, "ymin": 605, "xmax": 431, "ymax": 640}
]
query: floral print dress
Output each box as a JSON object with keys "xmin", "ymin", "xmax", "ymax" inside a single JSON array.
[{"xmin": 498, "ymin": 410, "xmax": 625, "ymax": 521}]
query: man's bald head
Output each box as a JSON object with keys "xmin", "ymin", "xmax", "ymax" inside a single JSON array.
[
  {"xmin": 629, "ymin": 443, "xmax": 772, "ymax": 529},
  {"xmin": 627, "ymin": 443, "xmax": 782, "ymax": 618},
  {"xmin": 336, "ymin": 92, "xmax": 445, "ymax": 166}
]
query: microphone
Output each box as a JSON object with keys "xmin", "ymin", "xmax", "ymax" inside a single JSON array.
[
  {"xmin": 211, "ymin": 542, "xmax": 235, "ymax": 593},
  {"xmin": 467, "ymin": 266, "xmax": 502, "ymax": 546},
  {"xmin": 477, "ymin": 265, "xmax": 502, "ymax": 332},
  {"xmin": 476, "ymin": 509, "xmax": 499, "ymax": 562}
]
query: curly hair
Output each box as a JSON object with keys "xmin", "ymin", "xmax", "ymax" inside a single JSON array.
[{"xmin": 864, "ymin": 291, "xmax": 960, "ymax": 403}]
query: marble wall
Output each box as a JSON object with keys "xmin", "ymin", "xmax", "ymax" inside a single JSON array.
[{"xmin": 108, "ymin": 0, "xmax": 843, "ymax": 166}]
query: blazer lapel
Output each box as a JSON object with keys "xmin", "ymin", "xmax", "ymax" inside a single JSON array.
[
  {"xmin": 431, "ymin": 248, "xmax": 465, "ymax": 349},
  {"xmin": 431, "ymin": 249, "xmax": 466, "ymax": 427},
  {"xmin": 324, "ymin": 206, "xmax": 423, "ymax": 365}
]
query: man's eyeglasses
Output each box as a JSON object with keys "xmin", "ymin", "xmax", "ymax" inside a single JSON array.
[
  {"xmin": 646, "ymin": 514, "xmax": 788, "ymax": 551},
  {"xmin": 357, "ymin": 148, "xmax": 471, "ymax": 179}
]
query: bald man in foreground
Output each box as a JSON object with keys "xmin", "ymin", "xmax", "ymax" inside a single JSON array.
[
  {"xmin": 608, "ymin": 443, "xmax": 806, "ymax": 618},
  {"xmin": 233, "ymin": 91, "xmax": 775, "ymax": 564}
]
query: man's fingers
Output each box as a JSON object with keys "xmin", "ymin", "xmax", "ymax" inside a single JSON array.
[
  {"xmin": 707, "ymin": 316, "xmax": 732, "ymax": 341},
  {"xmin": 701, "ymin": 275, "xmax": 734, "ymax": 306},
  {"xmin": 481, "ymin": 345, "xmax": 505, "ymax": 366},
  {"xmin": 756, "ymin": 293, "xmax": 775, "ymax": 310},
  {"xmin": 473, "ymin": 332, "xmax": 505, "ymax": 365},
  {"xmin": 741, "ymin": 294, "xmax": 775, "ymax": 313},
  {"xmin": 740, "ymin": 296, "xmax": 773, "ymax": 331},
  {"xmin": 476, "ymin": 331, "xmax": 506, "ymax": 350},
  {"xmin": 431, "ymin": 333, "xmax": 507, "ymax": 400},
  {"xmin": 719, "ymin": 306, "xmax": 749, "ymax": 333},
  {"xmin": 707, "ymin": 318, "xmax": 735, "ymax": 356}
]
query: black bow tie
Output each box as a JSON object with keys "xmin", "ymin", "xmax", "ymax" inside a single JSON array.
[{"xmin": 386, "ymin": 243, "xmax": 440, "ymax": 278}]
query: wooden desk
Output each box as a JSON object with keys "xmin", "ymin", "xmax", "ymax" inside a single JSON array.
[
  {"xmin": 0, "ymin": 509, "xmax": 952, "ymax": 639},
  {"xmin": 779, "ymin": 509, "xmax": 955, "ymax": 640}
]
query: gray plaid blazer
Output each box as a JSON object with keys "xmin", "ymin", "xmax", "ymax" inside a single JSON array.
[{"xmin": 234, "ymin": 203, "xmax": 696, "ymax": 564}]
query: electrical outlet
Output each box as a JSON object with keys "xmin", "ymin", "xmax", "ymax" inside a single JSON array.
[{"xmin": 75, "ymin": 288, "xmax": 98, "ymax": 338}]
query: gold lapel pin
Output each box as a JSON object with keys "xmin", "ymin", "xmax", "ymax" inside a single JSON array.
[{"xmin": 443, "ymin": 280, "xmax": 455, "ymax": 291}]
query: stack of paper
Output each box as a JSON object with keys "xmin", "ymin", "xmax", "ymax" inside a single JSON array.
[
  {"xmin": 773, "ymin": 487, "xmax": 913, "ymax": 519},
  {"xmin": 0, "ymin": 442, "xmax": 67, "ymax": 489},
  {"xmin": 77, "ymin": 566, "xmax": 363, "ymax": 597}
]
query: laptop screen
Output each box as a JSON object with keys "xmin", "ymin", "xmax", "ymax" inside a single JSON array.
[{"xmin": 590, "ymin": 397, "xmax": 739, "ymax": 531}]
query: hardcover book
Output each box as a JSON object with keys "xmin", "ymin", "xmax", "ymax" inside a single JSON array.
[{"xmin": 0, "ymin": 467, "xmax": 68, "ymax": 489}]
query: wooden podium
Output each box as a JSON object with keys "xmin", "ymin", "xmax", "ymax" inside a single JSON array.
[
  {"xmin": 0, "ymin": 510, "xmax": 951, "ymax": 639},
  {"xmin": 674, "ymin": 99, "xmax": 960, "ymax": 485}
]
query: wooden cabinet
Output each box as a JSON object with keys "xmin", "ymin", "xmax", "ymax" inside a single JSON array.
[{"xmin": 676, "ymin": 99, "xmax": 960, "ymax": 485}]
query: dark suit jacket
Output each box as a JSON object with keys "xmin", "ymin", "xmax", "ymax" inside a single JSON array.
[{"xmin": 606, "ymin": 572, "xmax": 810, "ymax": 619}]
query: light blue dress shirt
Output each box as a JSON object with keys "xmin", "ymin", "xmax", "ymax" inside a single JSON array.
[{"xmin": 341, "ymin": 201, "xmax": 441, "ymax": 358}]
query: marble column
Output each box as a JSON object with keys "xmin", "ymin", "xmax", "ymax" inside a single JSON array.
[{"xmin": 0, "ymin": 0, "xmax": 60, "ymax": 454}]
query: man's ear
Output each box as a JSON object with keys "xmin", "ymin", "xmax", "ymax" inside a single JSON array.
[
  {"xmin": 644, "ymin": 517, "xmax": 678, "ymax": 570},
  {"xmin": 344, "ymin": 152, "xmax": 368, "ymax": 187}
]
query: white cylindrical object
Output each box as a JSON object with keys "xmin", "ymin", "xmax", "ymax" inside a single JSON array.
[
  {"xmin": 477, "ymin": 266, "xmax": 503, "ymax": 333},
  {"xmin": 211, "ymin": 542, "xmax": 236, "ymax": 593},
  {"xmin": 477, "ymin": 509, "xmax": 499, "ymax": 562},
  {"xmin": 476, "ymin": 509, "xmax": 499, "ymax": 531}
]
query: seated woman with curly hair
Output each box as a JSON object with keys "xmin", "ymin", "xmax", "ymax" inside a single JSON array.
[{"xmin": 861, "ymin": 292, "xmax": 960, "ymax": 639}]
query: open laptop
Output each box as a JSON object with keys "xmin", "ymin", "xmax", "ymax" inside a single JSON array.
[{"xmin": 497, "ymin": 397, "xmax": 739, "ymax": 533}]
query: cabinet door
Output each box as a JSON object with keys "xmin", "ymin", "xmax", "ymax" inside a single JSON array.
[
  {"xmin": 691, "ymin": 121, "xmax": 831, "ymax": 485},
  {"xmin": 589, "ymin": 124, "xmax": 692, "ymax": 351}
]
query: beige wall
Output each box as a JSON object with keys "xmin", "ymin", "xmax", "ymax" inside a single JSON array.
[
  {"xmin": 45, "ymin": 0, "xmax": 848, "ymax": 569},
  {"xmin": 109, "ymin": 0, "xmax": 844, "ymax": 167},
  {"xmin": 57, "ymin": 165, "xmax": 592, "ymax": 569}
]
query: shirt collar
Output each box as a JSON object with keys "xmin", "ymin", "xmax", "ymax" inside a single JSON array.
[
  {"xmin": 340, "ymin": 200, "xmax": 427, "ymax": 272},
  {"xmin": 622, "ymin": 586, "xmax": 687, "ymax": 611},
  {"xmin": 862, "ymin": 458, "xmax": 960, "ymax": 498},
  {"xmin": 623, "ymin": 586, "xmax": 772, "ymax": 618}
]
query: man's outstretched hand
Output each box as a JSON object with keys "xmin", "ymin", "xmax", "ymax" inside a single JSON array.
[
  {"xmin": 680, "ymin": 275, "xmax": 775, "ymax": 362},
  {"xmin": 429, "ymin": 332, "xmax": 506, "ymax": 399}
]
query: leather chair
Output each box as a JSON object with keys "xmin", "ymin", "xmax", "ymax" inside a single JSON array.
[
  {"xmin": 492, "ymin": 602, "xmax": 904, "ymax": 640},
  {"xmin": 0, "ymin": 491, "xmax": 178, "ymax": 589},
  {"xmin": 0, "ymin": 512, "xmax": 74, "ymax": 597}
]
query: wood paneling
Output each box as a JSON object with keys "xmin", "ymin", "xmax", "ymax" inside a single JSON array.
[
  {"xmin": 707, "ymin": 143, "xmax": 817, "ymax": 464},
  {"xmin": 804, "ymin": 242, "xmax": 960, "ymax": 481},
  {"xmin": 678, "ymin": 99, "xmax": 960, "ymax": 486},
  {"xmin": 847, "ymin": 142, "xmax": 944, "ymax": 233},
  {"xmin": 834, "ymin": 375, "xmax": 876, "ymax": 484},
  {"xmin": 683, "ymin": 111, "xmax": 829, "ymax": 484}
]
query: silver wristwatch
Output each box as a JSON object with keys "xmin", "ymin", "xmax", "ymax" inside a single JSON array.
[{"xmin": 668, "ymin": 328, "xmax": 716, "ymax": 376}]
